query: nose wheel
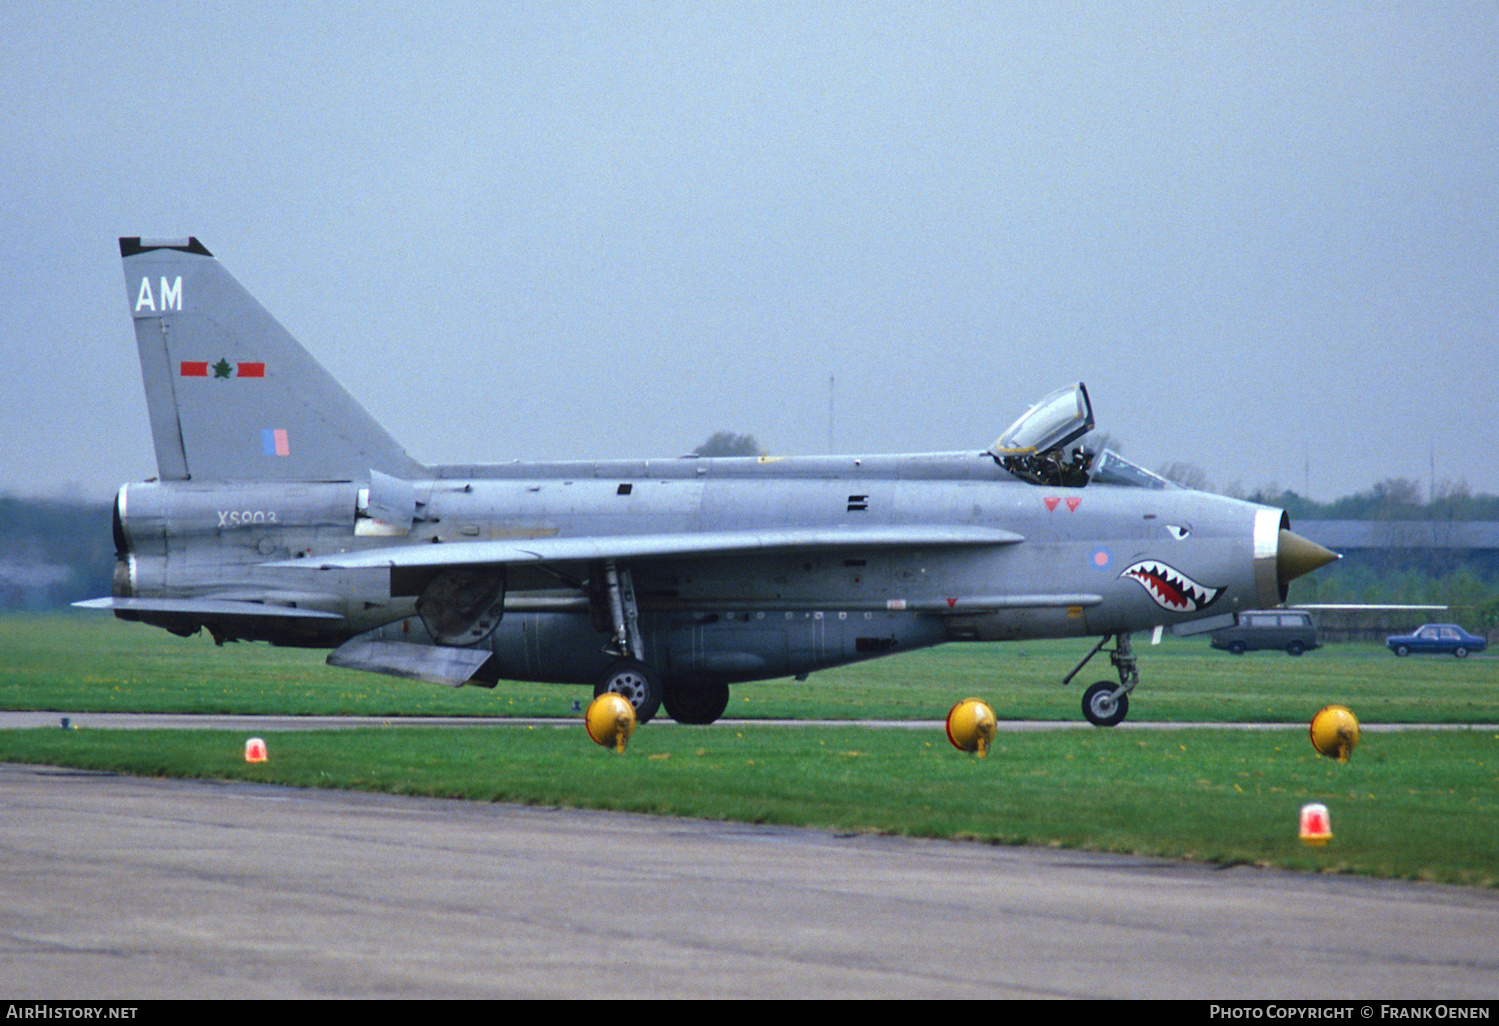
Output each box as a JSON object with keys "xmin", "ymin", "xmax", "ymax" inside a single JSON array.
[
  {"xmin": 1065, "ymin": 632, "xmax": 1139, "ymax": 727},
  {"xmin": 1081, "ymin": 681, "xmax": 1129, "ymax": 727}
]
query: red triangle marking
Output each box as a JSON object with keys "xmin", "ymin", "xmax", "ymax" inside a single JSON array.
[
  {"xmin": 1044, "ymin": 497, "xmax": 1060, "ymax": 512},
  {"xmin": 1066, "ymin": 497, "xmax": 1082, "ymax": 512},
  {"xmin": 946, "ymin": 597, "xmax": 958, "ymax": 608}
]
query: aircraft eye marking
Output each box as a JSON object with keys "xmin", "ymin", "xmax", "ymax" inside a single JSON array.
[
  {"xmin": 1119, "ymin": 560, "xmax": 1222, "ymax": 613},
  {"xmin": 1166, "ymin": 524, "xmax": 1191, "ymax": 540}
]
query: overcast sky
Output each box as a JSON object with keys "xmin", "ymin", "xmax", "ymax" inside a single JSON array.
[{"xmin": 2, "ymin": 2, "xmax": 1495, "ymax": 504}]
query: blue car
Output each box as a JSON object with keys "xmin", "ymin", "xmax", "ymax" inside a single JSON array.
[{"xmin": 1386, "ymin": 624, "xmax": 1488, "ymax": 658}]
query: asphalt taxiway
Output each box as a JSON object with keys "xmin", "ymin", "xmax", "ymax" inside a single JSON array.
[{"xmin": 2, "ymin": 760, "xmax": 1496, "ymax": 999}]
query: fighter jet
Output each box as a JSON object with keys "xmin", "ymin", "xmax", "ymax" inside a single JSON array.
[{"xmin": 78, "ymin": 237, "xmax": 1338, "ymax": 726}]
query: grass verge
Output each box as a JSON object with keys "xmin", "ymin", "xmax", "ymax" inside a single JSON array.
[
  {"xmin": 4, "ymin": 612, "xmax": 1499, "ymax": 722},
  {"xmin": 1, "ymin": 722, "xmax": 1495, "ymax": 887}
]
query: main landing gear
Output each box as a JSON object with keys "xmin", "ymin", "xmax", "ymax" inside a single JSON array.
[
  {"xmin": 593, "ymin": 662, "xmax": 731, "ymax": 726},
  {"xmin": 661, "ymin": 682, "xmax": 731, "ymax": 725},
  {"xmin": 595, "ymin": 660, "xmax": 662, "ymax": 725},
  {"xmin": 593, "ymin": 561, "xmax": 664, "ymax": 723},
  {"xmin": 591, "ymin": 560, "xmax": 731, "ymax": 726},
  {"xmin": 1064, "ymin": 632, "xmax": 1139, "ymax": 727}
]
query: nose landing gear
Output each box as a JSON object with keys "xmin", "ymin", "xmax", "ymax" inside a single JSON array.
[{"xmin": 1064, "ymin": 632, "xmax": 1139, "ymax": 727}]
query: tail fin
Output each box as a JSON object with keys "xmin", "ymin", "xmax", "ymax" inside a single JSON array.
[{"xmin": 120, "ymin": 237, "xmax": 424, "ymax": 483}]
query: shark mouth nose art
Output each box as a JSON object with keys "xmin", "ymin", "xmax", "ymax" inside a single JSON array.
[{"xmin": 1120, "ymin": 560, "xmax": 1223, "ymax": 613}]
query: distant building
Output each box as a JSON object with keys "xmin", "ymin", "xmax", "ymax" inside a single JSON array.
[
  {"xmin": 1293, "ymin": 521, "xmax": 1499, "ymax": 642},
  {"xmin": 1298, "ymin": 521, "xmax": 1499, "ymax": 578}
]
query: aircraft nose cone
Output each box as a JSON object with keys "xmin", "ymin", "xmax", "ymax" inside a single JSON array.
[{"xmin": 1278, "ymin": 529, "xmax": 1339, "ymax": 587}]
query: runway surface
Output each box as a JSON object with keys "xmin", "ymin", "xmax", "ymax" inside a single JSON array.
[{"xmin": 2, "ymin": 760, "xmax": 1496, "ymax": 999}]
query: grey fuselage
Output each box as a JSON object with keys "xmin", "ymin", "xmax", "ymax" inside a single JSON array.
[{"xmin": 113, "ymin": 450, "xmax": 1284, "ymax": 690}]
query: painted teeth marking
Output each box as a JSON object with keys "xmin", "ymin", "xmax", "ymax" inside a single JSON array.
[{"xmin": 1120, "ymin": 560, "xmax": 1223, "ymax": 613}]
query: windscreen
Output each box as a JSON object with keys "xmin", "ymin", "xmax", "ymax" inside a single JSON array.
[{"xmin": 1088, "ymin": 450, "xmax": 1177, "ymax": 489}]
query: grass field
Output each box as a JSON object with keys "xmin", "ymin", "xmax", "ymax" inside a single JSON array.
[
  {"xmin": 4, "ymin": 612, "xmax": 1498, "ymax": 723},
  {"xmin": 1, "ymin": 613, "xmax": 1496, "ymax": 886}
]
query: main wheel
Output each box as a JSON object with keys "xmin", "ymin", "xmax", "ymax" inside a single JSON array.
[
  {"xmin": 1286, "ymin": 640, "xmax": 1305, "ymax": 657},
  {"xmin": 662, "ymin": 682, "xmax": 731, "ymax": 725},
  {"xmin": 1082, "ymin": 681, "xmax": 1129, "ymax": 727},
  {"xmin": 595, "ymin": 660, "xmax": 662, "ymax": 725},
  {"xmin": 1394, "ymin": 644, "xmax": 1410, "ymax": 657},
  {"xmin": 1455, "ymin": 647, "xmax": 1469, "ymax": 658},
  {"xmin": 1229, "ymin": 641, "xmax": 1247, "ymax": 655}
]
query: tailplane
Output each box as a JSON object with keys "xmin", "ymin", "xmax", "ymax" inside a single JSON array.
[{"xmin": 120, "ymin": 237, "xmax": 424, "ymax": 482}]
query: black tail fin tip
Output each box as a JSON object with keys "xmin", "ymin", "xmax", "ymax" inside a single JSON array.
[{"xmin": 119, "ymin": 237, "xmax": 213, "ymax": 258}]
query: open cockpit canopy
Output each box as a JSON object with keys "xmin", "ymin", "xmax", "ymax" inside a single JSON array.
[
  {"xmin": 991, "ymin": 382, "xmax": 1095, "ymax": 459},
  {"xmin": 989, "ymin": 382, "xmax": 1174, "ymax": 489}
]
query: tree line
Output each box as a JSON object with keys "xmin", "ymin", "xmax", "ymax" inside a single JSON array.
[{"xmin": 0, "ymin": 497, "xmax": 114, "ymax": 610}]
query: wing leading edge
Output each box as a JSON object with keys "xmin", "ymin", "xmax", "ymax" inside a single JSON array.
[
  {"xmin": 279, "ymin": 524, "xmax": 1026, "ymax": 573},
  {"xmin": 73, "ymin": 597, "xmax": 343, "ymax": 619}
]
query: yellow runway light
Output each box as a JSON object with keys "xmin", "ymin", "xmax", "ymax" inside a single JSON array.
[
  {"xmin": 586, "ymin": 693, "xmax": 637, "ymax": 752},
  {"xmin": 1310, "ymin": 705, "xmax": 1360, "ymax": 762},
  {"xmin": 946, "ymin": 698, "xmax": 997, "ymax": 757}
]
